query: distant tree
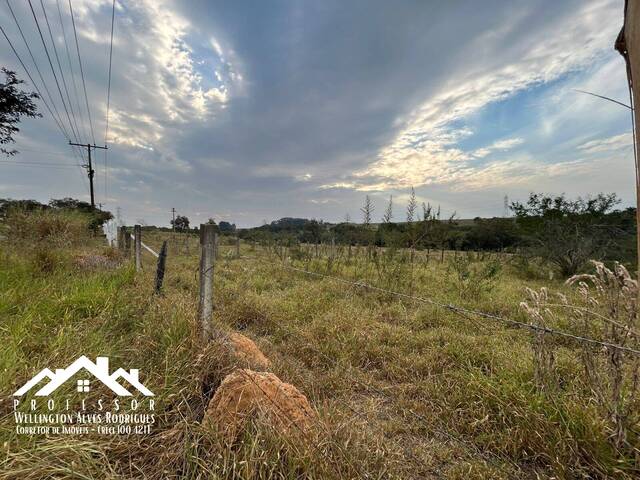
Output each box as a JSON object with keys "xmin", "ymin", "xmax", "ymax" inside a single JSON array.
[
  {"xmin": 171, "ymin": 215, "xmax": 190, "ymax": 231},
  {"xmin": 422, "ymin": 202, "xmax": 432, "ymax": 221},
  {"xmin": 49, "ymin": 197, "xmax": 112, "ymax": 229},
  {"xmin": 49, "ymin": 197, "xmax": 93, "ymax": 212},
  {"xmin": 0, "ymin": 198, "xmax": 45, "ymax": 217},
  {"xmin": 361, "ymin": 195, "xmax": 374, "ymax": 225},
  {"xmin": 511, "ymin": 193, "xmax": 621, "ymax": 276},
  {"xmin": 382, "ymin": 195, "xmax": 393, "ymax": 223},
  {"xmin": 204, "ymin": 218, "xmax": 220, "ymax": 232},
  {"xmin": 218, "ymin": 220, "xmax": 236, "ymax": 233},
  {"xmin": 406, "ymin": 187, "xmax": 417, "ymax": 223},
  {"xmin": 1, "ymin": 68, "xmax": 40, "ymax": 155}
]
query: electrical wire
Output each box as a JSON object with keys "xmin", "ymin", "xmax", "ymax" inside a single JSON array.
[
  {"xmin": 39, "ymin": 0, "xmax": 81, "ymax": 143},
  {"xmin": 3, "ymin": 0, "xmax": 69, "ymax": 141},
  {"xmin": 26, "ymin": 0, "xmax": 78, "ymax": 143},
  {"xmin": 103, "ymin": 0, "xmax": 116, "ymax": 206},
  {"xmin": 67, "ymin": 0, "xmax": 95, "ymax": 145},
  {"xmin": 55, "ymin": 0, "xmax": 87, "ymax": 144}
]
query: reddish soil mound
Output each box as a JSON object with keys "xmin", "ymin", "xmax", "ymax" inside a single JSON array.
[
  {"xmin": 203, "ymin": 369, "xmax": 315, "ymax": 440},
  {"xmin": 227, "ymin": 332, "xmax": 271, "ymax": 370}
]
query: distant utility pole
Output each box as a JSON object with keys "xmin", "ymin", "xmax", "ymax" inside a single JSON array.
[{"xmin": 69, "ymin": 142, "xmax": 107, "ymax": 209}]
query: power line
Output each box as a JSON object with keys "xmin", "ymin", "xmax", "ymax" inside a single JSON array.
[
  {"xmin": 10, "ymin": 147, "xmax": 75, "ymax": 156},
  {"xmin": 0, "ymin": 159, "xmax": 79, "ymax": 167},
  {"xmin": 55, "ymin": 0, "xmax": 88, "ymax": 145},
  {"xmin": 39, "ymin": 0, "xmax": 82, "ymax": 143},
  {"xmin": 2, "ymin": 0, "xmax": 88, "ymax": 194},
  {"xmin": 573, "ymin": 89, "xmax": 632, "ymax": 110},
  {"xmin": 67, "ymin": 0, "xmax": 95, "ymax": 145},
  {"xmin": 0, "ymin": 14, "xmax": 85, "ymax": 178},
  {"xmin": 103, "ymin": 0, "xmax": 116, "ymax": 206},
  {"xmin": 3, "ymin": 0, "xmax": 69, "ymax": 142},
  {"xmin": 27, "ymin": 0, "xmax": 78, "ymax": 143}
]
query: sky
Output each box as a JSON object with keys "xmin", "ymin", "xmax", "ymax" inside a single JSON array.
[{"xmin": 0, "ymin": 0, "xmax": 634, "ymax": 227}]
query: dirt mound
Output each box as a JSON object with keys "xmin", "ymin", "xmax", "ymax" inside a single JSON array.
[
  {"xmin": 203, "ymin": 369, "xmax": 315, "ymax": 441},
  {"xmin": 227, "ymin": 332, "xmax": 271, "ymax": 370}
]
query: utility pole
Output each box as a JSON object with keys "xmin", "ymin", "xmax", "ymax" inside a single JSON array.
[{"xmin": 69, "ymin": 142, "xmax": 107, "ymax": 209}]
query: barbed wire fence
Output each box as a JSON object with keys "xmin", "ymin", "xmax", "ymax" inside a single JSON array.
[{"xmin": 121, "ymin": 226, "xmax": 640, "ymax": 357}]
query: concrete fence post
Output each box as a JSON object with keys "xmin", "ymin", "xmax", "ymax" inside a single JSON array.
[
  {"xmin": 134, "ymin": 225, "xmax": 142, "ymax": 271},
  {"xmin": 117, "ymin": 226, "xmax": 124, "ymax": 251},
  {"xmin": 199, "ymin": 224, "xmax": 216, "ymax": 341},
  {"xmin": 124, "ymin": 229, "xmax": 131, "ymax": 257}
]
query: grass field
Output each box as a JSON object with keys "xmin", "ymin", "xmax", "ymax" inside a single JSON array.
[{"xmin": 1, "ymin": 211, "xmax": 638, "ymax": 479}]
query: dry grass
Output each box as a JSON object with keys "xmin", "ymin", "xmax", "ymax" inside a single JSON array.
[{"xmin": 1, "ymin": 222, "xmax": 639, "ymax": 479}]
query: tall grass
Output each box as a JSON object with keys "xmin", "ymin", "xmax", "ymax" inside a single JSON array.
[{"xmin": 1, "ymin": 221, "xmax": 639, "ymax": 478}]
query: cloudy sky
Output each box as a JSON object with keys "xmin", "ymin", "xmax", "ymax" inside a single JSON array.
[{"xmin": 0, "ymin": 0, "xmax": 634, "ymax": 227}]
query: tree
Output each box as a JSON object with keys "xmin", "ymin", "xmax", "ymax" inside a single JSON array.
[
  {"xmin": 361, "ymin": 195, "xmax": 374, "ymax": 225},
  {"xmin": 218, "ymin": 220, "xmax": 236, "ymax": 233},
  {"xmin": 1, "ymin": 69, "xmax": 40, "ymax": 155},
  {"xmin": 171, "ymin": 215, "xmax": 190, "ymax": 231},
  {"xmin": 205, "ymin": 218, "xmax": 220, "ymax": 232},
  {"xmin": 382, "ymin": 195, "xmax": 393, "ymax": 223},
  {"xmin": 511, "ymin": 193, "xmax": 621, "ymax": 276},
  {"xmin": 406, "ymin": 187, "xmax": 417, "ymax": 223}
]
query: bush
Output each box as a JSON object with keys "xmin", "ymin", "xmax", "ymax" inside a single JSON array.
[{"xmin": 5, "ymin": 207, "xmax": 92, "ymax": 247}]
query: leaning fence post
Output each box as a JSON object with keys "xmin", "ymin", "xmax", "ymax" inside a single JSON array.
[
  {"xmin": 134, "ymin": 225, "xmax": 142, "ymax": 271},
  {"xmin": 199, "ymin": 224, "xmax": 216, "ymax": 341},
  {"xmin": 154, "ymin": 240, "xmax": 168, "ymax": 295}
]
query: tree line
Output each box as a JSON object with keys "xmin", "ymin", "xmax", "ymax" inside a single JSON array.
[{"xmin": 238, "ymin": 192, "xmax": 636, "ymax": 277}]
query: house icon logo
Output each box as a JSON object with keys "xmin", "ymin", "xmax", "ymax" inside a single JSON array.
[{"xmin": 13, "ymin": 356, "xmax": 154, "ymax": 397}]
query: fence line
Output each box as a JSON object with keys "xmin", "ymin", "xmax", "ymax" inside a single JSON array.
[
  {"xmin": 128, "ymin": 232, "xmax": 159, "ymax": 258},
  {"xmin": 247, "ymin": 255, "xmax": 640, "ymax": 356}
]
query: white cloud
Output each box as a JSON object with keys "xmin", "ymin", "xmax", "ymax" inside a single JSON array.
[
  {"xmin": 351, "ymin": 0, "xmax": 620, "ymax": 191},
  {"xmin": 578, "ymin": 132, "xmax": 633, "ymax": 153},
  {"xmin": 472, "ymin": 137, "xmax": 524, "ymax": 158},
  {"xmin": 97, "ymin": 0, "xmax": 242, "ymax": 151}
]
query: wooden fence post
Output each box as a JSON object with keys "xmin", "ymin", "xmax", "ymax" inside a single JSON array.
[
  {"xmin": 134, "ymin": 225, "xmax": 142, "ymax": 271},
  {"xmin": 117, "ymin": 226, "xmax": 124, "ymax": 251},
  {"xmin": 154, "ymin": 240, "xmax": 168, "ymax": 294},
  {"xmin": 235, "ymin": 236, "xmax": 240, "ymax": 258},
  {"xmin": 199, "ymin": 224, "xmax": 216, "ymax": 341}
]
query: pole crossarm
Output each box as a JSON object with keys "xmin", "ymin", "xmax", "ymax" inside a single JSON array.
[{"xmin": 68, "ymin": 142, "xmax": 108, "ymax": 208}]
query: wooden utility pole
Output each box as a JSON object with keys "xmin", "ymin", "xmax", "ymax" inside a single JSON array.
[
  {"xmin": 69, "ymin": 142, "xmax": 107, "ymax": 209},
  {"xmin": 616, "ymin": 1, "xmax": 640, "ymax": 286},
  {"xmin": 199, "ymin": 224, "xmax": 216, "ymax": 341},
  {"xmin": 134, "ymin": 224, "xmax": 141, "ymax": 271}
]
